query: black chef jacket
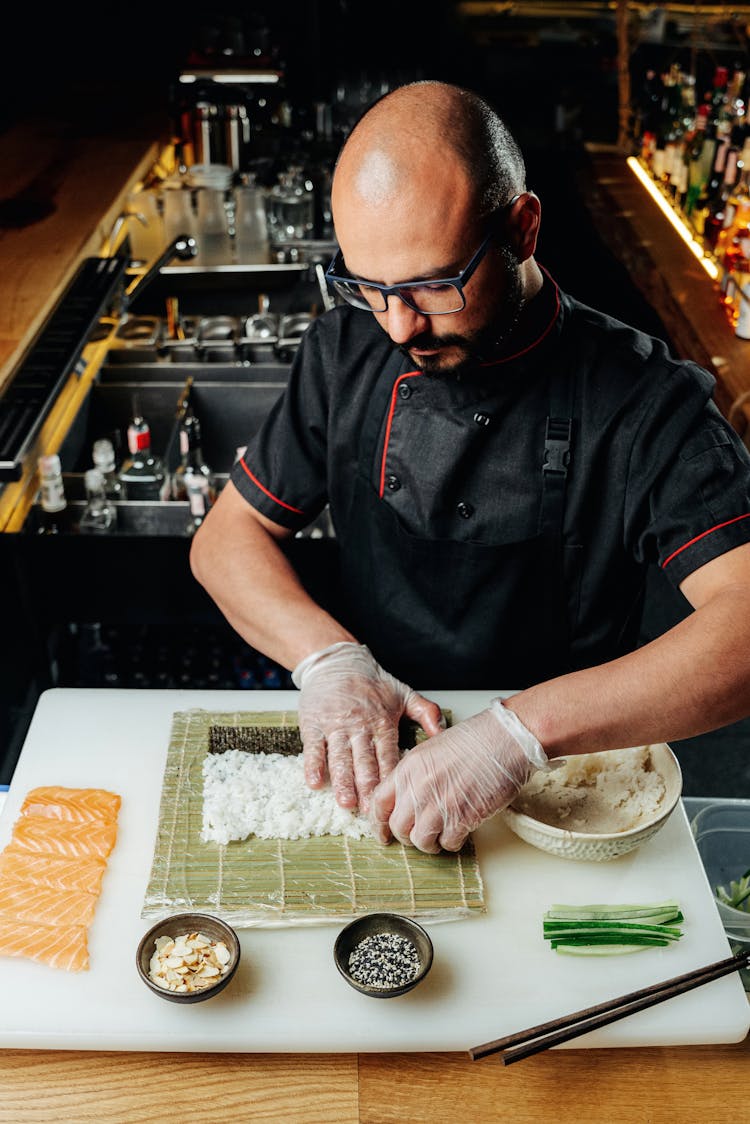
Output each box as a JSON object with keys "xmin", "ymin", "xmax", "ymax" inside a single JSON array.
[{"xmin": 230, "ymin": 270, "xmax": 750, "ymax": 688}]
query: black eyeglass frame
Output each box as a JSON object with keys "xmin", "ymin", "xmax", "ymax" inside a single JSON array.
[{"xmin": 324, "ymin": 193, "xmax": 522, "ymax": 315}]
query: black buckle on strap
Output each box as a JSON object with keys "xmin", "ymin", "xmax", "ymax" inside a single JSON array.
[{"xmin": 543, "ymin": 417, "xmax": 572, "ymax": 476}]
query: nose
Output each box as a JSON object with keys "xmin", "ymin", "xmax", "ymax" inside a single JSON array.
[{"xmin": 382, "ymin": 294, "xmax": 430, "ymax": 346}]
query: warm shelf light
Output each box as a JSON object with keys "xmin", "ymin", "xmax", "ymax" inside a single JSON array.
[
  {"xmin": 626, "ymin": 157, "xmax": 720, "ymax": 281},
  {"xmin": 179, "ymin": 71, "xmax": 281, "ymax": 85}
]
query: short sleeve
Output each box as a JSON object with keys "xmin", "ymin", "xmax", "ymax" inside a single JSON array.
[
  {"xmin": 625, "ymin": 361, "xmax": 750, "ymax": 585},
  {"xmin": 229, "ymin": 321, "xmax": 329, "ymax": 531}
]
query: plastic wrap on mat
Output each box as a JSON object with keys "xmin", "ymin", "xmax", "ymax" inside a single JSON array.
[{"xmin": 142, "ymin": 709, "xmax": 486, "ymax": 928}]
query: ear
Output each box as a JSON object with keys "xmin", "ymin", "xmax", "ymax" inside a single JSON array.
[{"xmin": 508, "ymin": 192, "xmax": 541, "ymax": 262}]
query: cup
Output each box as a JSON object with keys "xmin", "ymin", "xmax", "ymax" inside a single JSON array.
[
  {"xmin": 193, "ymin": 186, "xmax": 232, "ymax": 266},
  {"xmin": 162, "ymin": 186, "xmax": 197, "ymax": 245},
  {"xmin": 234, "ymin": 181, "xmax": 271, "ymax": 264}
]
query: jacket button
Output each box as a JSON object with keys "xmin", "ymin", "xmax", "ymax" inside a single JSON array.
[
  {"xmin": 457, "ymin": 501, "xmax": 474, "ymax": 518},
  {"xmin": 398, "ymin": 383, "xmax": 412, "ymax": 399},
  {"xmin": 474, "ymin": 412, "xmax": 491, "ymax": 426},
  {"xmin": 386, "ymin": 475, "xmax": 401, "ymax": 492}
]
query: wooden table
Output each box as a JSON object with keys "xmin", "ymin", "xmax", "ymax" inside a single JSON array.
[{"xmin": 0, "ymin": 1041, "xmax": 747, "ymax": 1122}]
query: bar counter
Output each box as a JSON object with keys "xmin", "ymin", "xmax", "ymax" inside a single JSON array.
[{"xmin": 579, "ymin": 144, "xmax": 750, "ymax": 444}]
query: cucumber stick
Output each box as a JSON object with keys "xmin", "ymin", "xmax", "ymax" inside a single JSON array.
[{"xmin": 542, "ymin": 901, "xmax": 684, "ymax": 956}]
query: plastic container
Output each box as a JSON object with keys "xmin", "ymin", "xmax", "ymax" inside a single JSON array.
[{"xmin": 692, "ymin": 803, "xmax": 750, "ymax": 939}]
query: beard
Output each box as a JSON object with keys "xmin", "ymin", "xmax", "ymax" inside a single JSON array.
[{"xmin": 401, "ymin": 246, "xmax": 526, "ymax": 379}]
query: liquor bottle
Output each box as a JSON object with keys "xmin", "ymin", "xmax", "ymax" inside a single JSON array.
[
  {"xmin": 720, "ymin": 224, "xmax": 750, "ymax": 315},
  {"xmin": 703, "ymin": 131, "xmax": 730, "ymax": 205},
  {"xmin": 79, "ymin": 468, "xmax": 117, "ymax": 534},
  {"xmin": 36, "ymin": 453, "xmax": 72, "ymax": 535},
  {"xmin": 118, "ymin": 412, "xmax": 167, "ymax": 500},
  {"xmin": 185, "ymin": 474, "xmax": 213, "ymax": 536},
  {"xmin": 703, "ymin": 154, "xmax": 743, "ymax": 252},
  {"xmin": 684, "ymin": 105, "xmax": 714, "ymax": 217},
  {"xmin": 735, "ymin": 271, "xmax": 750, "ymax": 340},
  {"xmin": 92, "ymin": 438, "xmax": 125, "ymax": 501},
  {"xmin": 170, "ymin": 410, "xmax": 215, "ymax": 502},
  {"xmin": 709, "ymin": 66, "xmax": 730, "ymax": 130},
  {"xmin": 716, "ymin": 169, "xmax": 750, "ymax": 263}
]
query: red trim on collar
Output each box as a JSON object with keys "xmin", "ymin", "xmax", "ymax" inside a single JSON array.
[
  {"xmin": 661, "ymin": 513, "xmax": 750, "ymax": 569},
  {"xmin": 479, "ymin": 266, "xmax": 561, "ymax": 367},
  {"xmin": 379, "ymin": 370, "xmax": 423, "ymax": 498},
  {"xmin": 237, "ymin": 457, "xmax": 306, "ymax": 515}
]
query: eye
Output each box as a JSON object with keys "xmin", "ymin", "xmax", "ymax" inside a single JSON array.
[{"xmin": 405, "ymin": 282, "xmax": 454, "ymax": 295}]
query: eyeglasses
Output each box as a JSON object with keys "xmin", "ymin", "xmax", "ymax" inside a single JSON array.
[{"xmin": 324, "ymin": 195, "xmax": 521, "ymax": 315}]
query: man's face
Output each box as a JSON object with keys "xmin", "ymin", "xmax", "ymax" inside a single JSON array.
[
  {"xmin": 333, "ymin": 185, "xmax": 525, "ymax": 378},
  {"xmin": 373, "ymin": 240, "xmax": 526, "ymax": 377}
]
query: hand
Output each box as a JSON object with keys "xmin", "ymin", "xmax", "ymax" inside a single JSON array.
[
  {"xmin": 369, "ymin": 698, "xmax": 550, "ymax": 853},
  {"xmin": 293, "ymin": 642, "xmax": 445, "ymax": 812}
]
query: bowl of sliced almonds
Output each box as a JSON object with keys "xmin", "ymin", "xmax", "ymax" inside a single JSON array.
[{"xmin": 136, "ymin": 913, "xmax": 240, "ymax": 1003}]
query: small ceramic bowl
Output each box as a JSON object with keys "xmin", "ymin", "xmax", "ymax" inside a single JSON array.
[
  {"xmin": 334, "ymin": 913, "xmax": 433, "ymax": 998},
  {"xmin": 136, "ymin": 913, "xmax": 240, "ymax": 1003},
  {"xmin": 502, "ymin": 743, "xmax": 683, "ymax": 862}
]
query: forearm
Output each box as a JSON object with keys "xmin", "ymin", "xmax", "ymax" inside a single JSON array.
[
  {"xmin": 190, "ymin": 485, "xmax": 356, "ymax": 671},
  {"xmin": 506, "ymin": 586, "xmax": 750, "ymax": 758}
]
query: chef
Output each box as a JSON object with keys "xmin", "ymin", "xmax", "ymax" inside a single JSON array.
[{"xmin": 190, "ymin": 80, "xmax": 750, "ymax": 855}]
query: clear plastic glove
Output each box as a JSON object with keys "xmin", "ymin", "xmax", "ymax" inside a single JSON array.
[
  {"xmin": 369, "ymin": 698, "xmax": 550, "ymax": 853},
  {"xmin": 293, "ymin": 641, "xmax": 445, "ymax": 812}
]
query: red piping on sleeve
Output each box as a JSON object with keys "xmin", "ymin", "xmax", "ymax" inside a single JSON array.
[
  {"xmin": 379, "ymin": 370, "xmax": 422, "ymax": 498},
  {"xmin": 237, "ymin": 457, "xmax": 306, "ymax": 515},
  {"xmin": 661, "ymin": 513, "xmax": 750, "ymax": 569}
]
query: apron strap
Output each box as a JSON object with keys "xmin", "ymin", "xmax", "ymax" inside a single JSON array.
[{"xmin": 539, "ymin": 360, "xmax": 575, "ymax": 538}]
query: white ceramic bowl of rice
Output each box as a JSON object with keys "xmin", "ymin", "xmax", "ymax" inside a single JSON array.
[{"xmin": 502, "ymin": 743, "xmax": 682, "ymax": 862}]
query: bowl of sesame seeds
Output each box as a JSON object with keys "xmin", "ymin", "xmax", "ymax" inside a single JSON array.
[
  {"xmin": 136, "ymin": 913, "xmax": 240, "ymax": 1003},
  {"xmin": 333, "ymin": 913, "xmax": 433, "ymax": 998}
]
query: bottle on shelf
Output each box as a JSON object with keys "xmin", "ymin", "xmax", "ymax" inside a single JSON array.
[
  {"xmin": 79, "ymin": 468, "xmax": 117, "ymax": 534},
  {"xmin": 684, "ymin": 105, "xmax": 714, "ymax": 217},
  {"xmin": 170, "ymin": 410, "xmax": 216, "ymax": 502},
  {"xmin": 702, "ymin": 152, "xmax": 743, "ymax": 252},
  {"xmin": 118, "ymin": 406, "xmax": 167, "ymax": 501},
  {"xmin": 735, "ymin": 271, "xmax": 750, "ymax": 340},
  {"xmin": 719, "ymin": 223, "xmax": 750, "ymax": 317},
  {"xmin": 716, "ymin": 168, "xmax": 750, "ymax": 263},
  {"xmin": 36, "ymin": 453, "xmax": 72, "ymax": 535},
  {"xmin": 92, "ymin": 438, "xmax": 125, "ymax": 501},
  {"xmin": 185, "ymin": 474, "xmax": 213, "ymax": 536}
]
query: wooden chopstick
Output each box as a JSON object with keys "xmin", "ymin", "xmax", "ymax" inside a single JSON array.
[{"xmin": 469, "ymin": 949, "xmax": 750, "ymax": 1064}]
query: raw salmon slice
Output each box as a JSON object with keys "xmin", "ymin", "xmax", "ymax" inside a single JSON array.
[
  {"xmin": 0, "ymin": 880, "xmax": 99, "ymax": 928},
  {"xmin": 20, "ymin": 786, "xmax": 121, "ymax": 824},
  {"xmin": 0, "ymin": 850, "xmax": 106, "ymax": 893},
  {"xmin": 0, "ymin": 919, "xmax": 88, "ymax": 972},
  {"xmin": 10, "ymin": 815, "xmax": 117, "ymax": 859}
]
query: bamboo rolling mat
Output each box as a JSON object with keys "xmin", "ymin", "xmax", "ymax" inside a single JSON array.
[{"xmin": 142, "ymin": 709, "xmax": 486, "ymax": 928}]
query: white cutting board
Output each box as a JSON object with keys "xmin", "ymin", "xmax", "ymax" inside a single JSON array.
[{"xmin": 0, "ymin": 687, "xmax": 746, "ymax": 1054}]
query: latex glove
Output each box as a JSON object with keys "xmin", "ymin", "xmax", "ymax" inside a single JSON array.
[
  {"xmin": 292, "ymin": 641, "xmax": 445, "ymax": 813},
  {"xmin": 369, "ymin": 698, "xmax": 551, "ymax": 853}
]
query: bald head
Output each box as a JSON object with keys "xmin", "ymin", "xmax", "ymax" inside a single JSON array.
[{"xmin": 333, "ymin": 81, "xmax": 526, "ymax": 219}]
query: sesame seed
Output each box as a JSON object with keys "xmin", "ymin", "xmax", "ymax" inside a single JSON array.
[{"xmin": 348, "ymin": 932, "xmax": 421, "ymax": 990}]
